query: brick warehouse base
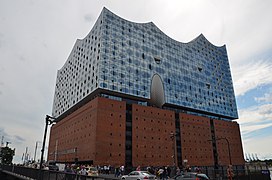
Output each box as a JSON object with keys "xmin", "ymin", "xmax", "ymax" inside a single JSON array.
[{"xmin": 48, "ymin": 97, "xmax": 244, "ymax": 168}]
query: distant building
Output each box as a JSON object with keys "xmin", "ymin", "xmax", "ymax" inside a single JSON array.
[{"xmin": 48, "ymin": 8, "xmax": 244, "ymax": 170}]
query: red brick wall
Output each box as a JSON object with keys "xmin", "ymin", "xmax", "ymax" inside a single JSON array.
[
  {"xmin": 48, "ymin": 97, "xmax": 99, "ymax": 162},
  {"xmin": 213, "ymin": 120, "xmax": 245, "ymax": 166},
  {"xmin": 180, "ymin": 113, "xmax": 214, "ymax": 166},
  {"xmin": 95, "ymin": 97, "xmax": 126, "ymax": 166},
  {"xmin": 132, "ymin": 104, "xmax": 175, "ymax": 167},
  {"xmin": 48, "ymin": 97, "xmax": 126, "ymax": 166},
  {"xmin": 48, "ymin": 97, "xmax": 244, "ymax": 167}
]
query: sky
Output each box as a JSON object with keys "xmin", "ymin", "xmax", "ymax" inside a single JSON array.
[{"xmin": 0, "ymin": 0, "xmax": 271, "ymax": 163}]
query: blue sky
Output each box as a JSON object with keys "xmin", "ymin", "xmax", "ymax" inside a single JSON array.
[{"xmin": 0, "ymin": 0, "xmax": 272, "ymax": 162}]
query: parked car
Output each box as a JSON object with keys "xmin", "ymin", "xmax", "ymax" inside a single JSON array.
[
  {"xmin": 86, "ymin": 166, "xmax": 99, "ymax": 176},
  {"xmin": 173, "ymin": 172, "xmax": 209, "ymax": 180},
  {"xmin": 121, "ymin": 171, "xmax": 156, "ymax": 180}
]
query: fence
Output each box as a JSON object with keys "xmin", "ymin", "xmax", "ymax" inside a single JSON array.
[
  {"xmin": 0, "ymin": 165, "xmax": 117, "ymax": 180},
  {"xmin": 184, "ymin": 165, "xmax": 271, "ymax": 180},
  {"xmin": 1, "ymin": 164, "xmax": 271, "ymax": 180}
]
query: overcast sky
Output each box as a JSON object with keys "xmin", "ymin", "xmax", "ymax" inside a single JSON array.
[{"xmin": 0, "ymin": 0, "xmax": 272, "ymax": 163}]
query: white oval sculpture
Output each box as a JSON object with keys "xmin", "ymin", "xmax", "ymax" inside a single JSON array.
[{"xmin": 150, "ymin": 74, "xmax": 165, "ymax": 108}]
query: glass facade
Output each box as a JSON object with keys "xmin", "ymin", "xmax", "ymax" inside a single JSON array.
[{"xmin": 52, "ymin": 8, "xmax": 238, "ymax": 120}]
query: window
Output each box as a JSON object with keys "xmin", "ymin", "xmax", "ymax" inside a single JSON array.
[{"xmin": 154, "ymin": 57, "xmax": 161, "ymax": 64}]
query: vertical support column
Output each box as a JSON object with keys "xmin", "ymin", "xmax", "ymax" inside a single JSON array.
[
  {"xmin": 175, "ymin": 112, "xmax": 182, "ymax": 167},
  {"xmin": 125, "ymin": 103, "xmax": 132, "ymax": 172},
  {"xmin": 210, "ymin": 119, "xmax": 219, "ymax": 175}
]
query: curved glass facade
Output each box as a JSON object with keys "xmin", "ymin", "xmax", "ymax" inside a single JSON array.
[{"xmin": 52, "ymin": 8, "xmax": 238, "ymax": 120}]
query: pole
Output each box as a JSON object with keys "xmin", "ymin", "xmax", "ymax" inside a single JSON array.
[
  {"xmin": 54, "ymin": 140, "xmax": 58, "ymax": 162},
  {"xmin": 34, "ymin": 141, "xmax": 38, "ymax": 163},
  {"xmin": 170, "ymin": 133, "xmax": 176, "ymax": 166},
  {"xmin": 217, "ymin": 138, "xmax": 231, "ymax": 165},
  {"xmin": 24, "ymin": 147, "xmax": 28, "ymax": 165},
  {"xmin": 1, "ymin": 136, "xmax": 4, "ymax": 147},
  {"xmin": 38, "ymin": 115, "xmax": 56, "ymax": 180},
  {"xmin": 75, "ymin": 147, "xmax": 77, "ymax": 163},
  {"xmin": 170, "ymin": 132, "xmax": 177, "ymax": 178},
  {"xmin": 208, "ymin": 137, "xmax": 232, "ymax": 179},
  {"xmin": 225, "ymin": 138, "xmax": 231, "ymax": 165},
  {"xmin": 38, "ymin": 119, "xmax": 49, "ymax": 180}
]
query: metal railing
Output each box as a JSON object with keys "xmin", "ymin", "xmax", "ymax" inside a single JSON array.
[
  {"xmin": 1, "ymin": 165, "xmax": 118, "ymax": 180},
  {"xmin": 1, "ymin": 164, "xmax": 271, "ymax": 180},
  {"xmin": 182, "ymin": 165, "xmax": 271, "ymax": 180}
]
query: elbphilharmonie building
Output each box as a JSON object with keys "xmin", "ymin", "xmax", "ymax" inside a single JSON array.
[
  {"xmin": 48, "ymin": 8, "xmax": 244, "ymax": 175},
  {"xmin": 52, "ymin": 8, "xmax": 237, "ymax": 120}
]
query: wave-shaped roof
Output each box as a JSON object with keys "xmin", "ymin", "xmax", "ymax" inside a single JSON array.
[{"xmin": 103, "ymin": 7, "xmax": 225, "ymax": 48}]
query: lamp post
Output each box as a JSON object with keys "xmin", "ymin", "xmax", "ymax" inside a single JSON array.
[
  {"xmin": 208, "ymin": 137, "xmax": 231, "ymax": 165},
  {"xmin": 170, "ymin": 132, "xmax": 177, "ymax": 166},
  {"xmin": 208, "ymin": 137, "xmax": 232, "ymax": 179},
  {"xmin": 5, "ymin": 142, "xmax": 11, "ymax": 147},
  {"xmin": 170, "ymin": 132, "xmax": 178, "ymax": 178},
  {"xmin": 38, "ymin": 115, "xmax": 56, "ymax": 180},
  {"xmin": 216, "ymin": 137, "xmax": 231, "ymax": 165}
]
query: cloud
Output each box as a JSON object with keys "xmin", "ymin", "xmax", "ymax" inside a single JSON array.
[
  {"xmin": 241, "ymin": 122, "xmax": 272, "ymax": 136},
  {"xmin": 0, "ymin": 33, "xmax": 4, "ymax": 48},
  {"xmin": 259, "ymin": 104, "xmax": 272, "ymax": 116},
  {"xmin": 255, "ymin": 92, "xmax": 272, "ymax": 103},
  {"xmin": 84, "ymin": 14, "xmax": 93, "ymax": 22},
  {"xmin": 0, "ymin": 82, "xmax": 3, "ymax": 95},
  {"xmin": 0, "ymin": 128, "xmax": 20, "ymax": 148},
  {"xmin": 14, "ymin": 135, "xmax": 26, "ymax": 143},
  {"xmin": 0, "ymin": 127, "xmax": 26, "ymax": 146},
  {"xmin": 0, "ymin": 127, "xmax": 9, "ymax": 138},
  {"xmin": 238, "ymin": 103, "xmax": 272, "ymax": 135},
  {"xmin": 243, "ymin": 134, "xmax": 272, "ymax": 160},
  {"xmin": 19, "ymin": 55, "xmax": 26, "ymax": 62},
  {"xmin": 233, "ymin": 59, "xmax": 272, "ymax": 97}
]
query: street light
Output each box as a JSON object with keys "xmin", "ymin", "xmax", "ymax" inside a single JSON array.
[
  {"xmin": 208, "ymin": 137, "xmax": 232, "ymax": 165},
  {"xmin": 217, "ymin": 137, "xmax": 231, "ymax": 165},
  {"xmin": 6, "ymin": 141, "xmax": 11, "ymax": 147},
  {"xmin": 170, "ymin": 132, "xmax": 177, "ymax": 166},
  {"xmin": 170, "ymin": 132, "xmax": 178, "ymax": 178},
  {"xmin": 38, "ymin": 115, "xmax": 57, "ymax": 180}
]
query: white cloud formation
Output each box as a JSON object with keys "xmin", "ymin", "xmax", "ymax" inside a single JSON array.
[
  {"xmin": 242, "ymin": 134, "xmax": 272, "ymax": 160},
  {"xmin": 84, "ymin": 14, "xmax": 94, "ymax": 22},
  {"xmin": 238, "ymin": 103, "xmax": 272, "ymax": 134},
  {"xmin": 255, "ymin": 92, "xmax": 272, "ymax": 103},
  {"xmin": 238, "ymin": 103, "xmax": 272, "ymax": 159},
  {"xmin": 233, "ymin": 60, "xmax": 272, "ymax": 96}
]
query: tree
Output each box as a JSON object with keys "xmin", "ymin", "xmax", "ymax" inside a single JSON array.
[{"xmin": 0, "ymin": 146, "xmax": 15, "ymax": 165}]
